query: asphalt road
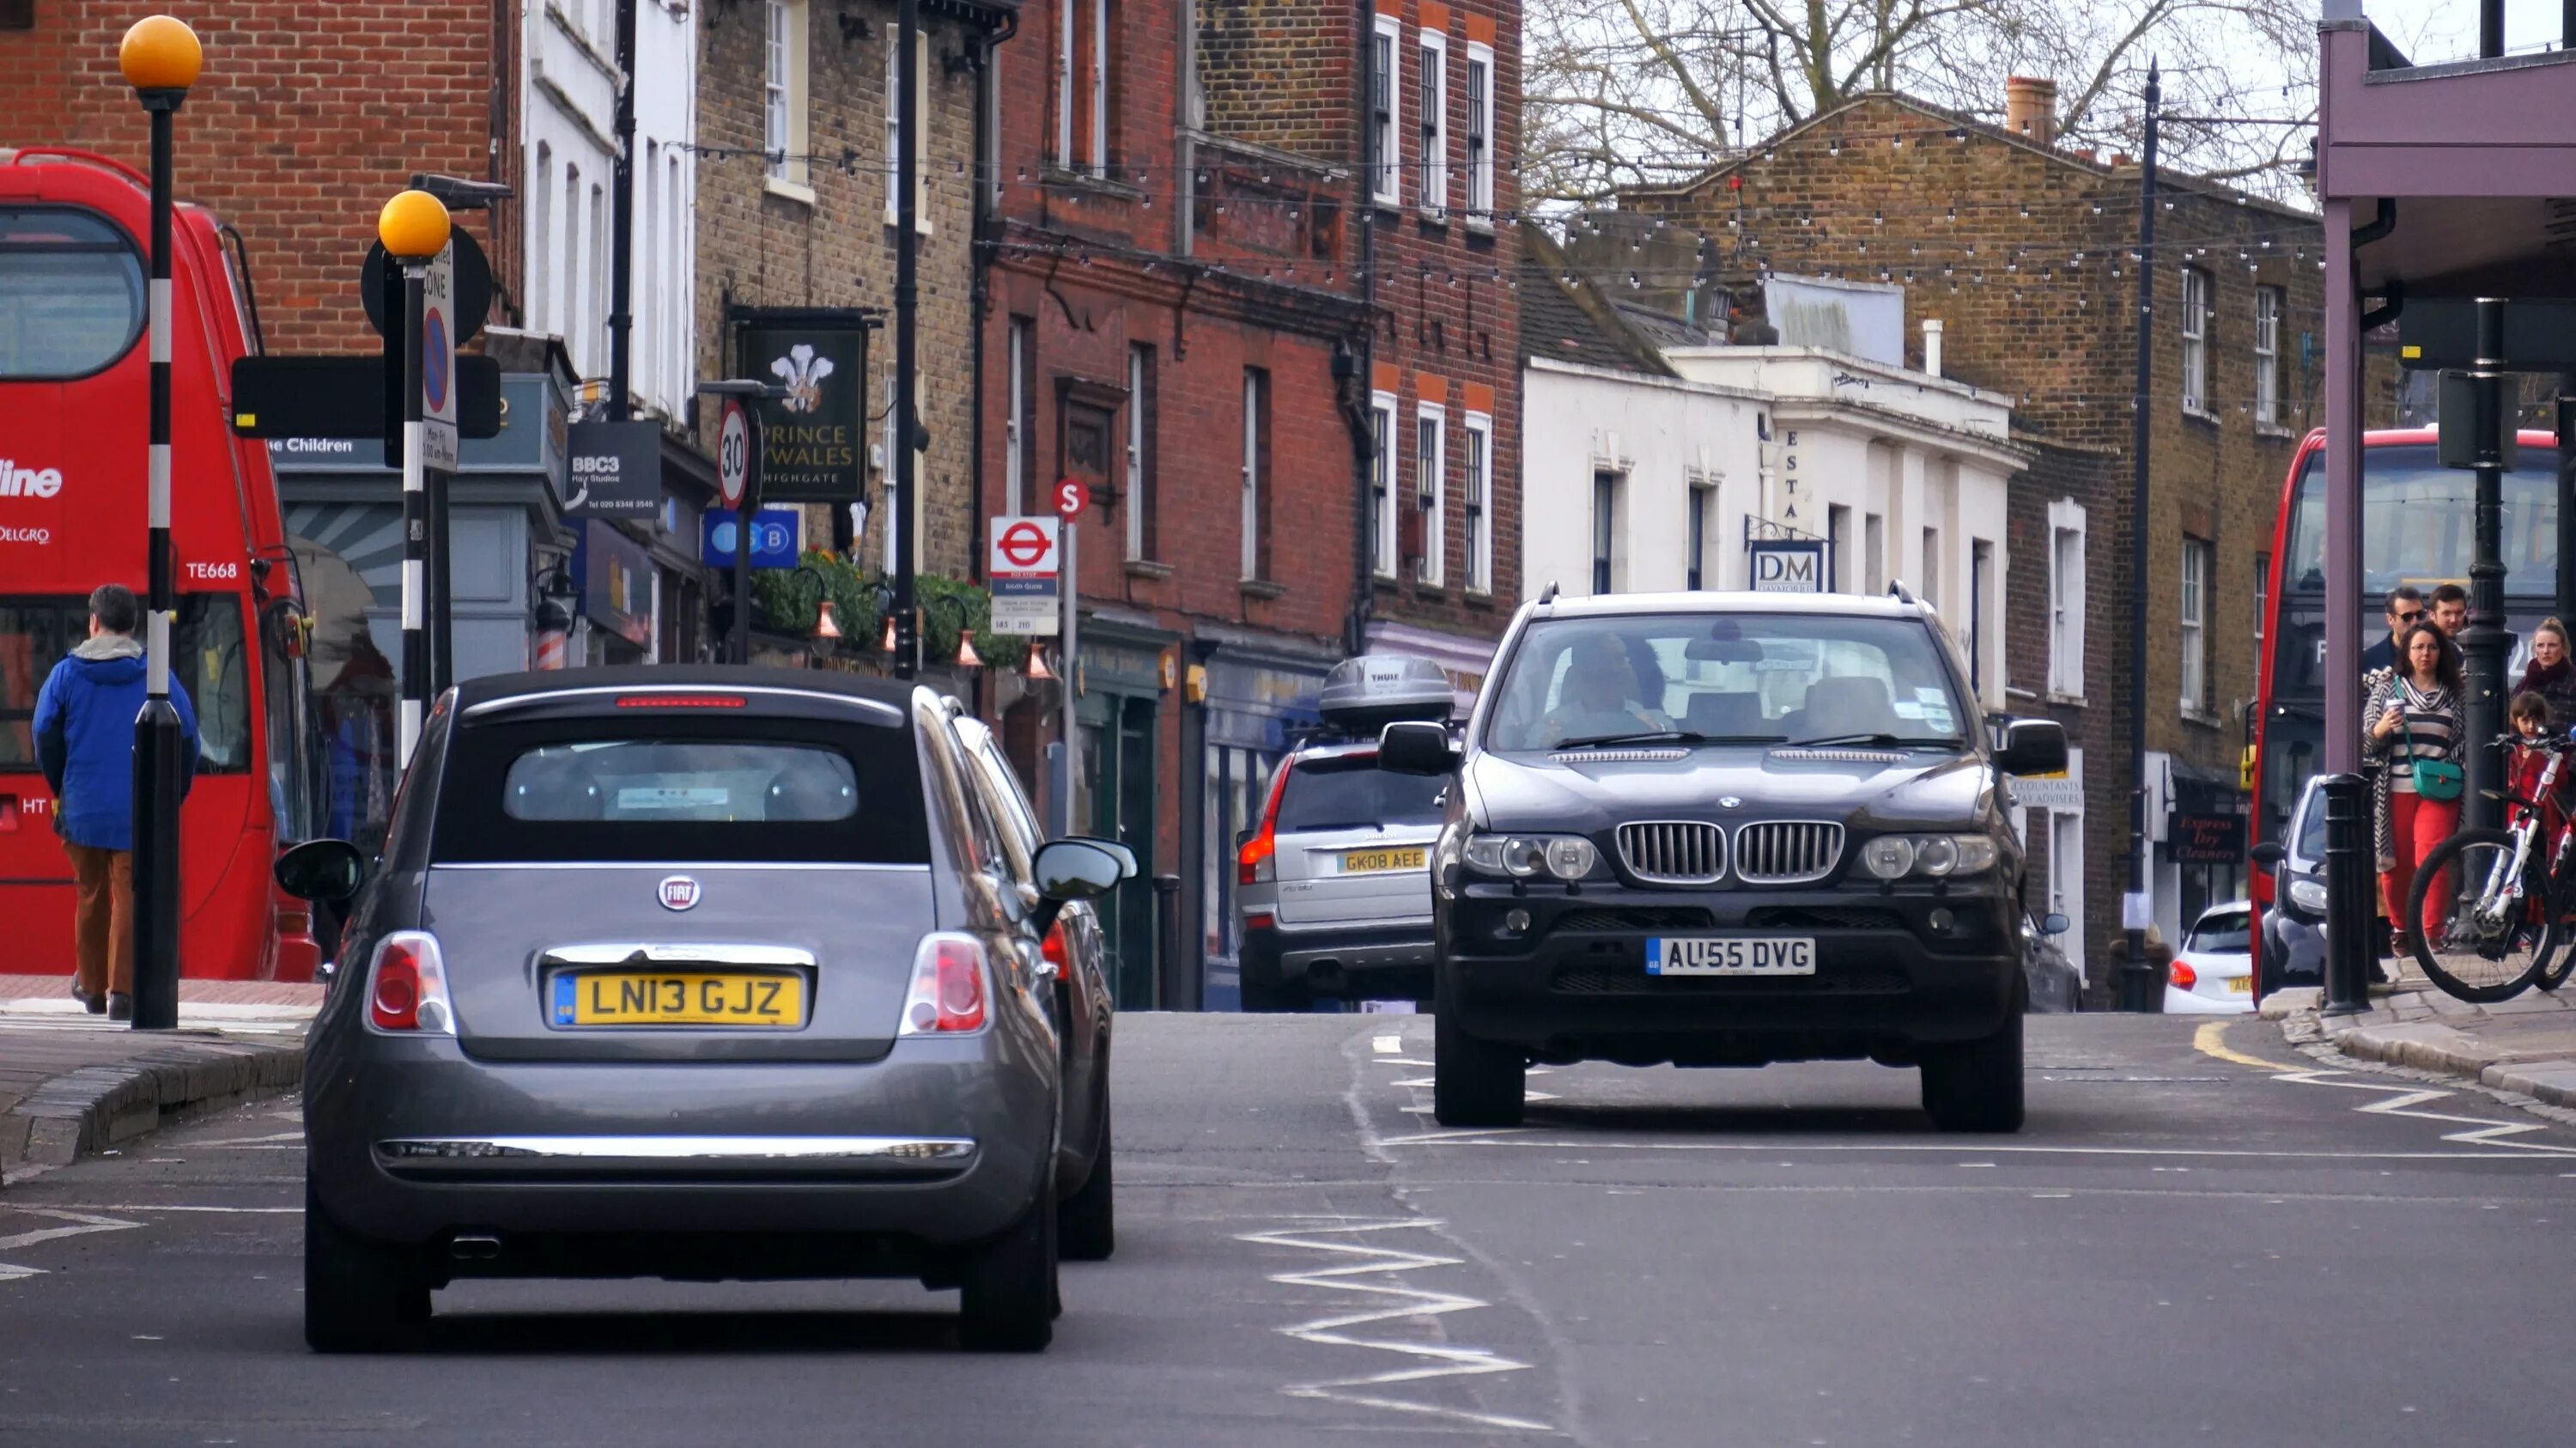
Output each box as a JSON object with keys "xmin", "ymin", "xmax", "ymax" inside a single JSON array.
[{"xmin": 3, "ymin": 1013, "xmax": 2573, "ymax": 1447}]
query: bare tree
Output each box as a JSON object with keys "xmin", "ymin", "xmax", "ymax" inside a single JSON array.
[{"xmin": 1525, "ymin": 0, "xmax": 2322, "ymax": 208}]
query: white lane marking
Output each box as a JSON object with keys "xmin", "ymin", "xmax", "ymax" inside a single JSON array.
[
  {"xmin": 0, "ymin": 1208, "xmax": 143, "ymax": 1281},
  {"xmin": 179, "ymin": 1131, "xmax": 304, "ymax": 1148},
  {"xmin": 1236, "ymin": 1218, "xmax": 1556, "ymax": 1435},
  {"xmin": 2196, "ymin": 1020, "xmax": 2576, "ymax": 1156},
  {"xmin": 1369, "ymin": 1133, "xmax": 2566, "ymax": 1161},
  {"xmin": 34, "ymin": 1204, "xmax": 302, "ymax": 1214},
  {"xmin": 1373, "ymin": 1036, "xmax": 1404, "ymax": 1055}
]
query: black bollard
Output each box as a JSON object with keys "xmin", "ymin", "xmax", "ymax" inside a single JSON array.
[{"xmin": 2322, "ymin": 772, "xmax": 2373, "ymax": 1015}]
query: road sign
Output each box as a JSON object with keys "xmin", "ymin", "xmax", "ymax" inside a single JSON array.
[
  {"xmin": 420, "ymin": 243, "xmax": 459, "ymax": 471},
  {"xmin": 363, "ymin": 230, "xmax": 491, "ymax": 344},
  {"xmin": 1054, "ymin": 477, "xmax": 1088, "ymax": 520},
  {"xmin": 700, "ymin": 506, "xmax": 801, "ymax": 569},
  {"xmin": 988, "ymin": 514, "xmax": 1061, "ymax": 636},
  {"xmin": 718, "ymin": 398, "xmax": 753, "ymax": 508}
]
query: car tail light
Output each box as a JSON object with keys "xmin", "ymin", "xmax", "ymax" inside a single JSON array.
[
  {"xmin": 2169, "ymin": 959, "xmax": 2198, "ymax": 990},
  {"xmin": 1238, "ymin": 760, "xmax": 1293, "ymax": 885},
  {"xmin": 616, "ymin": 693, "xmax": 746, "ymax": 709},
  {"xmin": 1042, "ymin": 922, "xmax": 1068, "ymax": 973},
  {"xmin": 368, "ymin": 931, "xmax": 454, "ymax": 1034},
  {"xmin": 902, "ymin": 933, "xmax": 989, "ymax": 1035}
]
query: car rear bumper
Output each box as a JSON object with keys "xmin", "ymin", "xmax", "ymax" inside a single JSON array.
[
  {"xmin": 307, "ymin": 1032, "xmax": 1054, "ymax": 1251},
  {"xmin": 1436, "ymin": 882, "xmax": 2019, "ymax": 1063},
  {"xmin": 1240, "ymin": 920, "xmax": 1436, "ymax": 998}
]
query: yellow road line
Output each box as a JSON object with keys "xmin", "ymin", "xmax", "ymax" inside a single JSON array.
[{"xmin": 2193, "ymin": 1019, "xmax": 2293, "ymax": 1074}]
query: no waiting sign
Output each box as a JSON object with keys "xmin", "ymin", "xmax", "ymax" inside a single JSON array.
[{"xmin": 988, "ymin": 515, "xmax": 1060, "ymax": 636}]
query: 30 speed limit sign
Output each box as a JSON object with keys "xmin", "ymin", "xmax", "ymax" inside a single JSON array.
[{"xmin": 718, "ymin": 399, "xmax": 753, "ymax": 508}]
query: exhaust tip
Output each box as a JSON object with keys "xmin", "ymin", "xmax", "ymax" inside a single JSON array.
[{"xmin": 448, "ymin": 1232, "xmax": 502, "ymax": 1261}]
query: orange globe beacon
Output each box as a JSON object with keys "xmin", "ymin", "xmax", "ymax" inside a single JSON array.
[
  {"xmin": 118, "ymin": 15, "xmax": 204, "ymax": 94},
  {"xmin": 376, "ymin": 190, "xmax": 453, "ymax": 262}
]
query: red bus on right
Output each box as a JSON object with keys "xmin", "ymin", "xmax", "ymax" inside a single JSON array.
[{"xmin": 2249, "ymin": 427, "xmax": 2564, "ymax": 994}]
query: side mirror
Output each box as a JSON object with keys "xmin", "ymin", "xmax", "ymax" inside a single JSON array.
[
  {"xmin": 2040, "ymin": 913, "xmax": 2071, "ymax": 936},
  {"xmin": 1995, "ymin": 718, "xmax": 2069, "ymax": 778},
  {"xmin": 1378, "ymin": 720, "xmax": 1460, "ymax": 776},
  {"xmin": 2250, "ymin": 842, "xmax": 2287, "ymax": 870},
  {"xmin": 1030, "ymin": 837, "xmax": 1132, "ymax": 936},
  {"xmin": 274, "ymin": 838, "xmax": 367, "ymax": 903}
]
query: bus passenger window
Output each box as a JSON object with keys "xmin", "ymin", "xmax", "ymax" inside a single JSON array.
[{"xmin": 0, "ymin": 207, "xmax": 145, "ymax": 379}]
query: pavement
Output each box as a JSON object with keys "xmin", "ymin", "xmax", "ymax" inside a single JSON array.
[
  {"xmin": 2264, "ymin": 975, "xmax": 2576, "ymax": 1110},
  {"xmin": 1, "ymin": 1011, "xmax": 2571, "ymax": 1446},
  {"xmin": 0, "ymin": 976, "xmax": 319, "ymax": 1184}
]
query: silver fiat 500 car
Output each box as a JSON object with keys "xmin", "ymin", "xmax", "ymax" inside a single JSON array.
[{"xmin": 274, "ymin": 667, "xmax": 1132, "ymax": 1354}]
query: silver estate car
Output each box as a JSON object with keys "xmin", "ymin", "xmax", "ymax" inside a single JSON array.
[{"xmin": 272, "ymin": 667, "xmax": 1132, "ymax": 1354}]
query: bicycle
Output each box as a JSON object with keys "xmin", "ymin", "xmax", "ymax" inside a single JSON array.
[{"xmin": 2407, "ymin": 733, "xmax": 2576, "ymax": 1002}]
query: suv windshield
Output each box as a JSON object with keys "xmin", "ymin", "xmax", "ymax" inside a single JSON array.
[
  {"xmin": 1485, "ymin": 611, "xmax": 1970, "ymax": 753},
  {"xmin": 1279, "ymin": 754, "xmax": 1448, "ymax": 831}
]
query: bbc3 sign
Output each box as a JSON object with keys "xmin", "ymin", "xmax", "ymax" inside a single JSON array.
[{"xmin": 1747, "ymin": 538, "xmax": 1827, "ymax": 593}]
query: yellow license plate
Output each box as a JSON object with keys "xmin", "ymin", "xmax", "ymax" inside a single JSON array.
[
  {"xmin": 1341, "ymin": 847, "xmax": 1426, "ymax": 873},
  {"xmin": 550, "ymin": 970, "xmax": 805, "ymax": 1027},
  {"xmin": 2226, "ymin": 976, "xmax": 2253, "ymax": 995}
]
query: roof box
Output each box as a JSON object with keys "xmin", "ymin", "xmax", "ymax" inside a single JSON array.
[{"xmin": 1318, "ymin": 654, "xmax": 1455, "ymax": 734}]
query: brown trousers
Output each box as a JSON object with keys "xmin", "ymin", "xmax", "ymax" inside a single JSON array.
[{"xmin": 63, "ymin": 841, "xmax": 133, "ymax": 997}]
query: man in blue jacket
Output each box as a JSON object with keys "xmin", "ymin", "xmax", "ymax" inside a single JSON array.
[{"xmin": 33, "ymin": 584, "xmax": 200, "ymax": 1021}]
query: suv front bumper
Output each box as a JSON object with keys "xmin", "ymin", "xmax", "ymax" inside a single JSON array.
[{"xmin": 1437, "ymin": 879, "xmax": 2019, "ymax": 1065}]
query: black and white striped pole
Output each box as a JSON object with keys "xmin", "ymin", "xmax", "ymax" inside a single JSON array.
[
  {"xmin": 120, "ymin": 15, "xmax": 201, "ymax": 1032},
  {"xmin": 377, "ymin": 191, "xmax": 451, "ymax": 764}
]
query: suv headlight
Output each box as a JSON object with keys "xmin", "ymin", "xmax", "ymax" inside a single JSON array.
[
  {"xmin": 1463, "ymin": 832, "xmax": 1600, "ymax": 881},
  {"xmin": 1860, "ymin": 833, "xmax": 2000, "ymax": 879},
  {"xmin": 2287, "ymin": 875, "xmax": 2328, "ymax": 913}
]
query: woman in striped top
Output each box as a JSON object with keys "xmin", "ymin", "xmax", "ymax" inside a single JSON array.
[{"xmin": 2362, "ymin": 623, "xmax": 2467, "ymax": 947}]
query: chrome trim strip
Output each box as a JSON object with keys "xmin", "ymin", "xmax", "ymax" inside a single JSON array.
[
  {"xmin": 540, "ymin": 943, "xmax": 818, "ymax": 967},
  {"xmin": 459, "ymin": 685, "xmax": 904, "ymax": 725},
  {"xmin": 429, "ymin": 861, "xmax": 933, "ymax": 873},
  {"xmin": 374, "ymin": 1135, "xmax": 977, "ymax": 1166}
]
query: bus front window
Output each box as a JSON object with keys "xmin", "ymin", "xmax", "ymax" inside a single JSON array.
[
  {"xmin": 0, "ymin": 207, "xmax": 145, "ymax": 379},
  {"xmin": 2281, "ymin": 444, "xmax": 2561, "ymax": 597}
]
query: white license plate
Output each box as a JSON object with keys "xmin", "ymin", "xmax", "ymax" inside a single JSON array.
[{"xmin": 1646, "ymin": 936, "xmax": 1816, "ymax": 976}]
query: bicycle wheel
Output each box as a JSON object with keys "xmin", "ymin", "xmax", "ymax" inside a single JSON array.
[
  {"xmin": 2537, "ymin": 857, "xmax": 2576, "ymax": 992},
  {"xmin": 2408, "ymin": 828, "xmax": 2550, "ymax": 1003}
]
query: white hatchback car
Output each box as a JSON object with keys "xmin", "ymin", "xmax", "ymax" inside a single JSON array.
[{"xmin": 2166, "ymin": 901, "xmax": 2256, "ymax": 1013}]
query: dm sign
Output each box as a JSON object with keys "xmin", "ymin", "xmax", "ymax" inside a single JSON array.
[
  {"xmin": 741, "ymin": 327, "xmax": 863, "ymax": 502},
  {"xmin": 1747, "ymin": 538, "xmax": 1826, "ymax": 593}
]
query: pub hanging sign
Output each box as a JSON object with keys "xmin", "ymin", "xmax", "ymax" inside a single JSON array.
[{"xmin": 738, "ymin": 325, "xmax": 865, "ymax": 502}]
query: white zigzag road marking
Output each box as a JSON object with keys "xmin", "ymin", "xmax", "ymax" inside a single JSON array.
[
  {"xmin": 2270, "ymin": 1068, "xmax": 2576, "ymax": 1154},
  {"xmin": 1237, "ymin": 1218, "xmax": 1557, "ymax": 1434},
  {"xmin": 0, "ymin": 1208, "xmax": 142, "ymax": 1282}
]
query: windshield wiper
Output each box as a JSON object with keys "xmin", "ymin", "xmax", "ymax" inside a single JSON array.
[
  {"xmin": 1789, "ymin": 732, "xmax": 1956, "ymax": 749},
  {"xmin": 1554, "ymin": 729, "xmax": 1785, "ymax": 749}
]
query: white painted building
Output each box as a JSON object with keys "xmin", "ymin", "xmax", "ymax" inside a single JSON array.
[
  {"xmin": 523, "ymin": 0, "xmax": 698, "ymax": 420},
  {"xmin": 1523, "ymin": 327, "xmax": 2023, "ymax": 712}
]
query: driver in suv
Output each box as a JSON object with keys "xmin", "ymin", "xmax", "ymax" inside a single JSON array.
[{"xmin": 1379, "ymin": 588, "xmax": 2067, "ymax": 1133}]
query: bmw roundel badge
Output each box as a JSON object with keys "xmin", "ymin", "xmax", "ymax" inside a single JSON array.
[
  {"xmin": 658, "ymin": 875, "xmax": 702, "ymax": 911},
  {"xmin": 1718, "ymin": 796, "xmax": 1743, "ymax": 810}
]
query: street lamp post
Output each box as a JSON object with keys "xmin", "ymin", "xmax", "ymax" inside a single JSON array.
[
  {"xmin": 120, "ymin": 15, "xmax": 202, "ymax": 1032},
  {"xmin": 377, "ymin": 190, "xmax": 453, "ymax": 764}
]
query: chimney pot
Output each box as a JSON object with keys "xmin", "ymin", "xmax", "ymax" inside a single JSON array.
[
  {"xmin": 2003, "ymin": 76, "xmax": 2058, "ymax": 149},
  {"xmin": 1922, "ymin": 318, "xmax": 1944, "ymax": 380}
]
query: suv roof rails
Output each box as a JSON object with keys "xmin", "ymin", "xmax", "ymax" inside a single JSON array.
[
  {"xmin": 1886, "ymin": 579, "xmax": 1917, "ymax": 605},
  {"xmin": 1538, "ymin": 581, "xmax": 1560, "ymax": 604}
]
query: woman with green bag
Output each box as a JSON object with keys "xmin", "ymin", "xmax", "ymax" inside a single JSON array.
[{"xmin": 2363, "ymin": 622, "xmax": 2467, "ymax": 951}]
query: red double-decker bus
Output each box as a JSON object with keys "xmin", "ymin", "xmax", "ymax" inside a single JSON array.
[
  {"xmin": 2249, "ymin": 425, "xmax": 2562, "ymax": 989},
  {"xmin": 0, "ymin": 147, "xmax": 333, "ymax": 982}
]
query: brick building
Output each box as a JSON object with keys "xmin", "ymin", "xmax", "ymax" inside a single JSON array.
[
  {"xmin": 1622, "ymin": 83, "xmax": 2325, "ymax": 990},
  {"xmin": 975, "ymin": 0, "xmax": 1521, "ymax": 1008},
  {"xmin": 695, "ymin": 0, "xmax": 1005, "ymax": 587},
  {"xmin": 0, "ymin": 1, "xmax": 521, "ymax": 350}
]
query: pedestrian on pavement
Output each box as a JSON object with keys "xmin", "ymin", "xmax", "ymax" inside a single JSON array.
[
  {"xmin": 2364, "ymin": 621, "xmax": 2465, "ymax": 952},
  {"xmin": 2359, "ymin": 586, "xmax": 2427, "ymax": 673},
  {"xmin": 32, "ymin": 584, "xmax": 202, "ymax": 1021},
  {"xmin": 2431, "ymin": 583, "xmax": 2470, "ymax": 641},
  {"xmin": 2514, "ymin": 618, "xmax": 2576, "ymax": 730}
]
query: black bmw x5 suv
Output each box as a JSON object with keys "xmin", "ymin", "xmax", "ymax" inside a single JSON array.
[{"xmin": 1379, "ymin": 589, "xmax": 2067, "ymax": 1133}]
